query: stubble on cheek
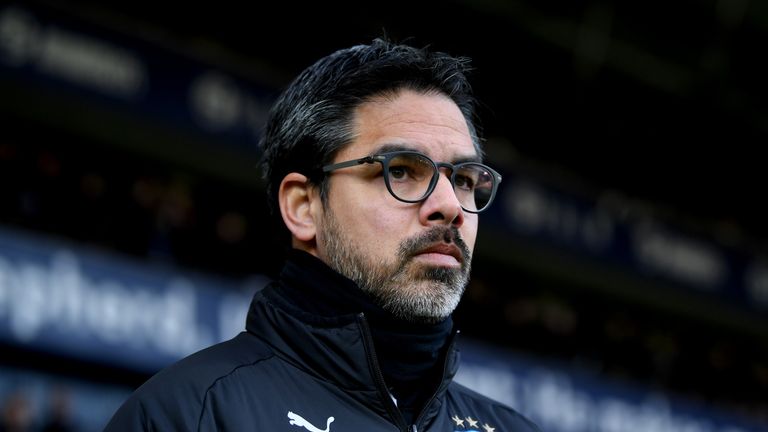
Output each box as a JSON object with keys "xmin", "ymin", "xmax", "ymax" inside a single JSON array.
[{"xmin": 321, "ymin": 206, "xmax": 473, "ymax": 322}]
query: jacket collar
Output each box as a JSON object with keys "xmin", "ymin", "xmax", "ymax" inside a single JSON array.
[{"xmin": 245, "ymin": 250, "xmax": 460, "ymax": 424}]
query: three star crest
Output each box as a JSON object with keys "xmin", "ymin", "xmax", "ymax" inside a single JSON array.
[{"xmin": 451, "ymin": 414, "xmax": 495, "ymax": 432}]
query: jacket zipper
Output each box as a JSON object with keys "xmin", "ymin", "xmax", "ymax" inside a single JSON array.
[
  {"xmin": 411, "ymin": 331, "xmax": 460, "ymax": 432},
  {"xmin": 357, "ymin": 313, "xmax": 411, "ymax": 432}
]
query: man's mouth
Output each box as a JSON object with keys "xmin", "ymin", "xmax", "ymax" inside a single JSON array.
[{"xmin": 413, "ymin": 243, "xmax": 464, "ymax": 267}]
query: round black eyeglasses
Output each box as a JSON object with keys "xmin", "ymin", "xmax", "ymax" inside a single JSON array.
[{"xmin": 322, "ymin": 151, "xmax": 502, "ymax": 213}]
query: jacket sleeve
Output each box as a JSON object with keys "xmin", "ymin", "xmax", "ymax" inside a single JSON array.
[
  {"xmin": 102, "ymin": 369, "xmax": 207, "ymax": 432},
  {"xmin": 103, "ymin": 384, "xmax": 206, "ymax": 432},
  {"xmin": 102, "ymin": 397, "xmax": 150, "ymax": 432}
]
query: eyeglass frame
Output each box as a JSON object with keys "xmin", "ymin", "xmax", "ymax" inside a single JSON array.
[{"xmin": 321, "ymin": 150, "xmax": 502, "ymax": 213}]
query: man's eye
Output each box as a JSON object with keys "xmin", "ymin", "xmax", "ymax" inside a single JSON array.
[
  {"xmin": 388, "ymin": 166, "xmax": 408, "ymax": 179},
  {"xmin": 455, "ymin": 175, "xmax": 475, "ymax": 190}
]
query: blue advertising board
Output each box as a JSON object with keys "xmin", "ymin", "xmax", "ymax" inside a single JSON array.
[
  {"xmin": 0, "ymin": 225, "xmax": 263, "ymax": 372},
  {"xmin": 456, "ymin": 339, "xmax": 767, "ymax": 432},
  {"xmin": 484, "ymin": 171, "xmax": 768, "ymax": 314}
]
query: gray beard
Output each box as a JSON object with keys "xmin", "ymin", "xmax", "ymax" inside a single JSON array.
[{"xmin": 320, "ymin": 209, "xmax": 472, "ymax": 324}]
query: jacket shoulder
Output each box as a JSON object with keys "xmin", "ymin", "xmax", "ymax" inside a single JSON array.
[
  {"xmin": 447, "ymin": 381, "xmax": 542, "ymax": 432},
  {"xmin": 103, "ymin": 331, "xmax": 274, "ymax": 431}
]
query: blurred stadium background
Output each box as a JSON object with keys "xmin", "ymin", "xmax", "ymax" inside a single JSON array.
[{"xmin": 1, "ymin": 0, "xmax": 767, "ymax": 431}]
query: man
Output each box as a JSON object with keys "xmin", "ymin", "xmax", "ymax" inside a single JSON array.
[{"xmin": 104, "ymin": 38, "xmax": 541, "ymax": 432}]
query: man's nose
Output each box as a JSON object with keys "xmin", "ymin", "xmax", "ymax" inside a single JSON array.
[{"xmin": 419, "ymin": 171, "xmax": 464, "ymax": 227}]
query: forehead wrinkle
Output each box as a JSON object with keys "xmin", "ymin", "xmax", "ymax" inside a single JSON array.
[{"xmin": 377, "ymin": 116, "xmax": 470, "ymax": 138}]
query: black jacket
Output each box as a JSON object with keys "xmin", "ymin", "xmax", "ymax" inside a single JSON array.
[{"xmin": 104, "ymin": 252, "xmax": 541, "ymax": 432}]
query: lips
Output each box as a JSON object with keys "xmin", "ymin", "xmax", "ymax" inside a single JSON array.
[
  {"xmin": 415, "ymin": 243, "xmax": 464, "ymax": 265},
  {"xmin": 400, "ymin": 226, "xmax": 469, "ymax": 269}
]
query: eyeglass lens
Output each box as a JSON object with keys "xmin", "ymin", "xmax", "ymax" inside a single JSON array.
[{"xmin": 385, "ymin": 153, "xmax": 495, "ymax": 212}]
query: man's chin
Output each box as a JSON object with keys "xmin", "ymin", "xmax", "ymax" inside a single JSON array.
[{"xmin": 407, "ymin": 262, "xmax": 465, "ymax": 285}]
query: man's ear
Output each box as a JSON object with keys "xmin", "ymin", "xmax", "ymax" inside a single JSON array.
[{"xmin": 278, "ymin": 172, "xmax": 320, "ymax": 244}]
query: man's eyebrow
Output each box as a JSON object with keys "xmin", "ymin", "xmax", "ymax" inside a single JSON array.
[
  {"xmin": 370, "ymin": 143, "xmax": 415, "ymax": 155},
  {"xmin": 371, "ymin": 143, "xmax": 481, "ymax": 164},
  {"xmin": 452, "ymin": 154, "xmax": 482, "ymax": 164}
]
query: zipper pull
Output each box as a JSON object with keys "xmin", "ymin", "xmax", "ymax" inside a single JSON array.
[{"xmin": 411, "ymin": 425, "xmax": 417, "ymax": 432}]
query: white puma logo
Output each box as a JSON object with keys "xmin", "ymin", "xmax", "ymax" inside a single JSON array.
[{"xmin": 287, "ymin": 411, "xmax": 335, "ymax": 432}]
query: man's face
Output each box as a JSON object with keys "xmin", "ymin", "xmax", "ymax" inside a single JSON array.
[{"xmin": 316, "ymin": 89, "xmax": 479, "ymax": 324}]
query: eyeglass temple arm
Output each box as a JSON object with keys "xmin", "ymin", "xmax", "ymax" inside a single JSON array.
[{"xmin": 322, "ymin": 156, "xmax": 378, "ymax": 173}]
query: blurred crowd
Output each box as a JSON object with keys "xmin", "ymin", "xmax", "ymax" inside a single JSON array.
[
  {"xmin": 0, "ymin": 121, "xmax": 279, "ymax": 280},
  {"xmin": 0, "ymin": 387, "xmax": 74, "ymax": 432}
]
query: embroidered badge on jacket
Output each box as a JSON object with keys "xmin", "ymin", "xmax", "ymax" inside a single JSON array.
[{"xmin": 451, "ymin": 413, "xmax": 495, "ymax": 432}]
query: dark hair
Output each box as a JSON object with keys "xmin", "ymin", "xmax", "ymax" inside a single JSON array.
[{"xmin": 259, "ymin": 38, "xmax": 482, "ymax": 233}]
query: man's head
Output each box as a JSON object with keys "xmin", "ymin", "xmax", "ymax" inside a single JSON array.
[{"xmin": 260, "ymin": 39, "xmax": 495, "ymax": 323}]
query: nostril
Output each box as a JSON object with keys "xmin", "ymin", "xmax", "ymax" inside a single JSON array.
[{"xmin": 428, "ymin": 212, "xmax": 445, "ymax": 221}]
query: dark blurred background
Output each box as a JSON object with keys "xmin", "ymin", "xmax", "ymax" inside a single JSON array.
[{"xmin": 1, "ymin": 1, "xmax": 767, "ymax": 431}]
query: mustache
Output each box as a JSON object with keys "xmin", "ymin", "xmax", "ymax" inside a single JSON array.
[{"xmin": 399, "ymin": 226, "xmax": 471, "ymax": 265}]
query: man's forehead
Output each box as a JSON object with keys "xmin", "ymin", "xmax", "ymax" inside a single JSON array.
[{"xmin": 347, "ymin": 90, "xmax": 478, "ymax": 161}]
